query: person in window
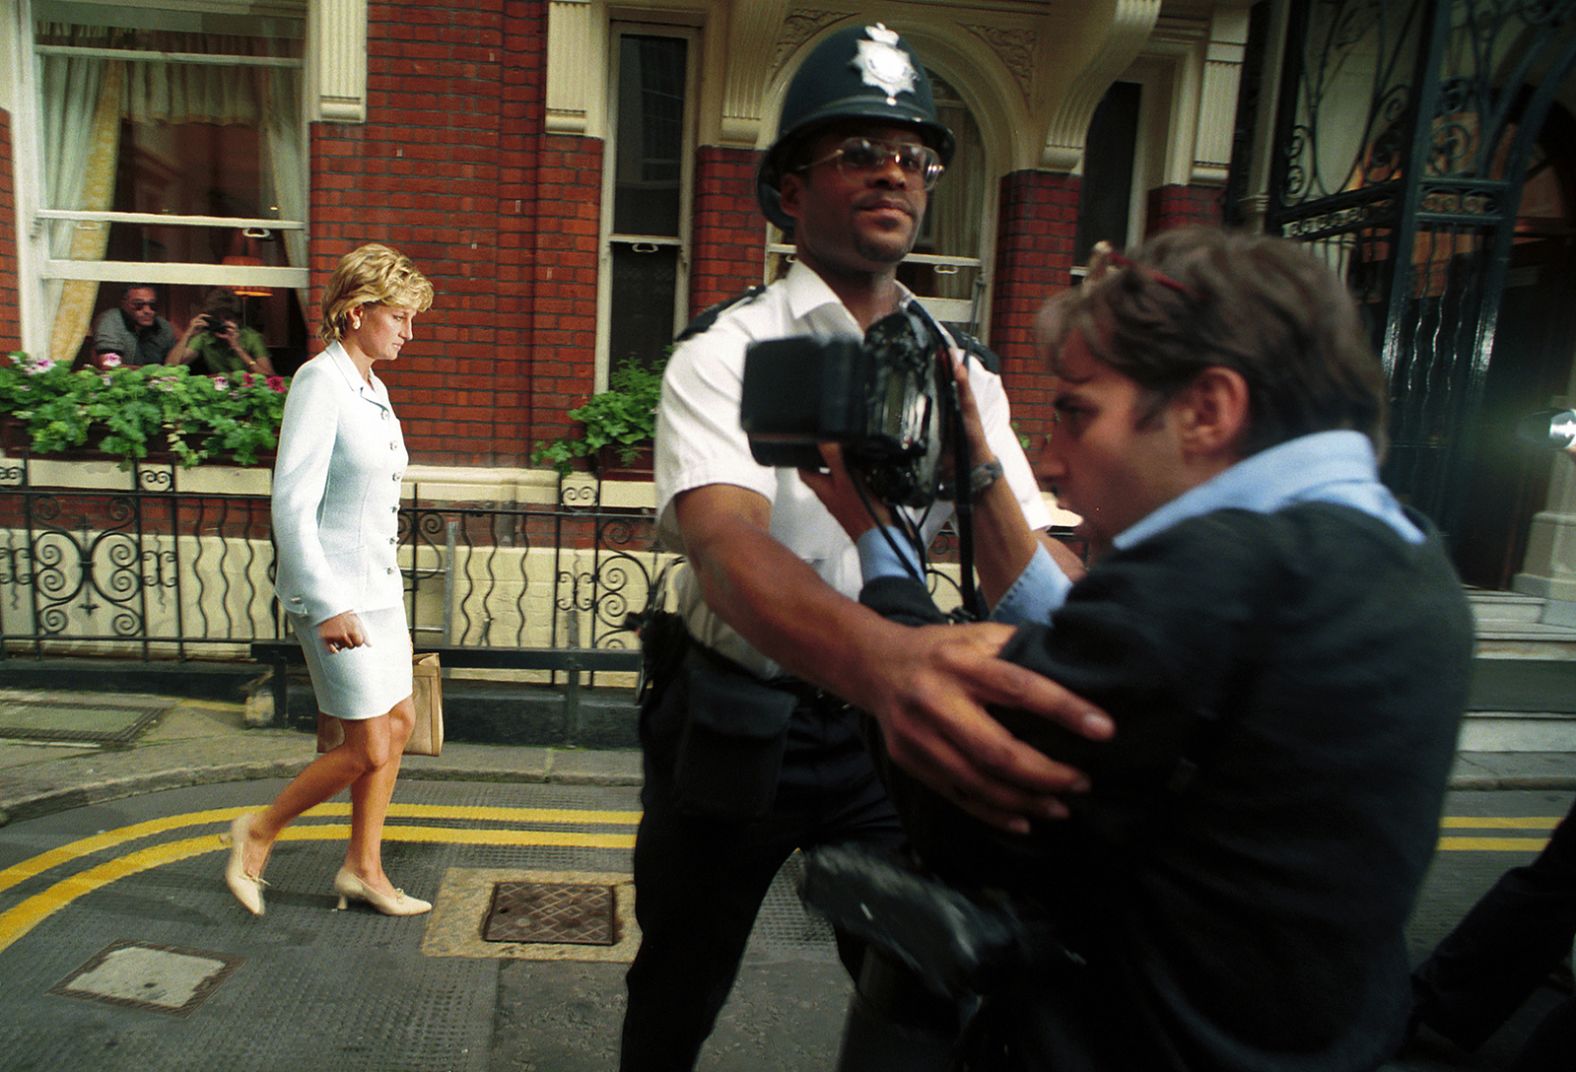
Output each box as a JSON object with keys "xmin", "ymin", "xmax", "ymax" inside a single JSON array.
[
  {"xmin": 222, "ymin": 243, "xmax": 433, "ymax": 919},
  {"xmin": 802, "ymin": 227, "xmax": 1476, "ymax": 1070},
  {"xmin": 93, "ymin": 283, "xmax": 179, "ymax": 366},
  {"xmin": 167, "ymin": 289, "xmax": 276, "ymax": 377}
]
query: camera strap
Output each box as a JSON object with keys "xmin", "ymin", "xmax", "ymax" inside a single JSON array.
[{"xmin": 905, "ymin": 301, "xmax": 981, "ymax": 619}]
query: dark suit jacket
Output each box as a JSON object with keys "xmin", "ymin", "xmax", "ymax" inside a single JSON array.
[{"xmin": 861, "ymin": 503, "xmax": 1474, "ymax": 1071}]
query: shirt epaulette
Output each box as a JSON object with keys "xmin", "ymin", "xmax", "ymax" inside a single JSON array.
[
  {"xmin": 674, "ymin": 285, "xmax": 768, "ymax": 342},
  {"xmin": 949, "ymin": 327, "xmax": 1001, "ymax": 375}
]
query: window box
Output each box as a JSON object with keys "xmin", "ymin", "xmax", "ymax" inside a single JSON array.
[{"xmin": 0, "ymin": 352, "xmax": 286, "ymax": 468}]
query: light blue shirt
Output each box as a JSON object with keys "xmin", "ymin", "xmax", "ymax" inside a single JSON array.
[{"xmin": 855, "ymin": 430, "xmax": 1422, "ymax": 626}]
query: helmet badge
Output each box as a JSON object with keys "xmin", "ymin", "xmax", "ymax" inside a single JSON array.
[{"xmin": 853, "ymin": 23, "xmax": 917, "ymax": 105}]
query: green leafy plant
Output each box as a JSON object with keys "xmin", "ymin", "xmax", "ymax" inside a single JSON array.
[
  {"xmin": 0, "ymin": 350, "xmax": 288, "ymax": 467},
  {"xmin": 531, "ymin": 359, "xmax": 664, "ymax": 476}
]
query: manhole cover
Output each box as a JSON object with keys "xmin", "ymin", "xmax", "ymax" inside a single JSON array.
[
  {"xmin": 484, "ymin": 881, "xmax": 616, "ymax": 945},
  {"xmin": 50, "ymin": 939, "xmax": 243, "ymax": 1016},
  {"xmin": 0, "ymin": 696, "xmax": 165, "ymax": 745}
]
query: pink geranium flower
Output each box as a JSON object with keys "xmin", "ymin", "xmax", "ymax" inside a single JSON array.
[
  {"xmin": 99, "ymin": 353, "xmax": 123, "ymax": 369},
  {"xmin": 213, "ymin": 376, "xmax": 230, "ymax": 391}
]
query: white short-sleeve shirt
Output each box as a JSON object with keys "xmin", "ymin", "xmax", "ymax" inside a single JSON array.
[{"xmin": 655, "ymin": 262, "xmax": 1050, "ymax": 678}]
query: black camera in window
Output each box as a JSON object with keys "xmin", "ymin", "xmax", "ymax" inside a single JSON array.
[{"xmin": 740, "ymin": 308, "xmax": 953, "ymax": 508}]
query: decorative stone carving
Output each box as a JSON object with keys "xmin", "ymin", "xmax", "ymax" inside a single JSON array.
[
  {"xmin": 1039, "ymin": 0, "xmax": 1161, "ymax": 171},
  {"xmin": 963, "ymin": 24, "xmax": 1035, "ymax": 104},
  {"xmin": 547, "ymin": 0, "xmax": 598, "ymax": 136},
  {"xmin": 312, "ymin": 0, "xmax": 367, "ymax": 123},
  {"xmin": 774, "ymin": 9, "xmax": 850, "ymax": 70},
  {"xmin": 720, "ymin": 0, "xmax": 791, "ymax": 147},
  {"xmin": 1192, "ymin": 10, "xmax": 1249, "ymax": 184}
]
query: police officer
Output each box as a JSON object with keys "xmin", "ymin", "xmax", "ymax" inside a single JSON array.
[{"xmin": 619, "ymin": 23, "xmax": 1102, "ymax": 1071}]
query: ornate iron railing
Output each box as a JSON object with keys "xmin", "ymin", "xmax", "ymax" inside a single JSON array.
[
  {"xmin": 0, "ymin": 454, "xmax": 1042, "ymax": 672},
  {"xmin": 0, "ymin": 456, "xmax": 665, "ymax": 676}
]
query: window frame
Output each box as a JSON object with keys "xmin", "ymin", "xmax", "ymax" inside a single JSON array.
[
  {"xmin": 13, "ymin": 0, "xmax": 310, "ymax": 358},
  {"xmin": 595, "ymin": 20, "xmax": 699, "ymax": 391}
]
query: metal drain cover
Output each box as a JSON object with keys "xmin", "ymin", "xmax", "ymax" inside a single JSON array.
[
  {"xmin": 50, "ymin": 939, "xmax": 243, "ymax": 1016},
  {"xmin": 484, "ymin": 881, "xmax": 616, "ymax": 945}
]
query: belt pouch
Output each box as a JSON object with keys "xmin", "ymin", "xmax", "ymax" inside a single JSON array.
[{"xmin": 674, "ymin": 657, "xmax": 796, "ymax": 819}]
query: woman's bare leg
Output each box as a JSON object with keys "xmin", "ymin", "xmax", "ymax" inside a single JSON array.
[
  {"xmin": 344, "ymin": 696, "xmax": 416, "ymax": 896},
  {"xmin": 238, "ymin": 712, "xmax": 392, "ymax": 878}
]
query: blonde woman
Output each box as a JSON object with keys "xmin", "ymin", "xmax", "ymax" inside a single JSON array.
[{"xmin": 224, "ymin": 243, "xmax": 434, "ymax": 917}]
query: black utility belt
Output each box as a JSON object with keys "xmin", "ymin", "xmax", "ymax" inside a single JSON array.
[{"xmin": 684, "ymin": 642, "xmax": 846, "ymax": 714}]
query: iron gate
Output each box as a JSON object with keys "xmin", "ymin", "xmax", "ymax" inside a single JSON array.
[{"xmin": 1265, "ymin": 0, "xmax": 1576, "ymax": 562}]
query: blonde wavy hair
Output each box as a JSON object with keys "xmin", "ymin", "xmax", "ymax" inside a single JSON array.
[{"xmin": 318, "ymin": 243, "xmax": 434, "ymax": 344}]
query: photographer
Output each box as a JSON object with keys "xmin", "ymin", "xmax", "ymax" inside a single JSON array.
[
  {"xmin": 166, "ymin": 288, "xmax": 276, "ymax": 377},
  {"xmin": 620, "ymin": 23, "xmax": 1106, "ymax": 1072},
  {"xmin": 804, "ymin": 228, "xmax": 1476, "ymax": 1069}
]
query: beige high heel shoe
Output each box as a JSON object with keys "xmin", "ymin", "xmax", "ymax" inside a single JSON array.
[
  {"xmin": 222, "ymin": 813, "xmax": 268, "ymax": 916},
  {"xmin": 332, "ymin": 866, "xmax": 432, "ymax": 916}
]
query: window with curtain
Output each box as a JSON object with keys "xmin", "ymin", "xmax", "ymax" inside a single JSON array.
[
  {"xmin": 897, "ymin": 71, "xmax": 987, "ymax": 333},
  {"xmin": 30, "ymin": 1, "xmax": 308, "ymax": 371},
  {"xmin": 601, "ymin": 26, "xmax": 693, "ymax": 383}
]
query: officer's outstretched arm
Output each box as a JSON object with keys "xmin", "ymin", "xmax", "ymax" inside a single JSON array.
[{"xmin": 674, "ymin": 482, "xmax": 1112, "ymax": 833}]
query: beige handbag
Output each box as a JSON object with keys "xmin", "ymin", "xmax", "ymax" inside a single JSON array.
[{"xmin": 316, "ymin": 652, "xmax": 444, "ymax": 756}]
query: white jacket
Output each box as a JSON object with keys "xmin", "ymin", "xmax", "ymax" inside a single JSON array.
[{"xmin": 270, "ymin": 342, "xmax": 408, "ymax": 624}]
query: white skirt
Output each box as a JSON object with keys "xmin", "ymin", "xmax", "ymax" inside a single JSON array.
[{"xmin": 292, "ymin": 605, "xmax": 414, "ymax": 720}]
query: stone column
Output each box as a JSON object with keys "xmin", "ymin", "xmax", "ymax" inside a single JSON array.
[{"xmin": 1514, "ymin": 374, "xmax": 1576, "ymax": 604}]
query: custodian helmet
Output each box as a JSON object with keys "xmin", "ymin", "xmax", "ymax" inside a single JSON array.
[{"xmin": 757, "ymin": 23, "xmax": 956, "ymax": 231}]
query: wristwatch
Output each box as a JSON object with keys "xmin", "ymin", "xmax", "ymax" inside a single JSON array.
[{"xmin": 969, "ymin": 459, "xmax": 1004, "ymax": 493}]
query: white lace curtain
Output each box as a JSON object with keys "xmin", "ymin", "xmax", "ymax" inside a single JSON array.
[
  {"xmin": 39, "ymin": 24, "xmax": 304, "ymax": 360},
  {"xmin": 928, "ymin": 96, "xmax": 986, "ymax": 310}
]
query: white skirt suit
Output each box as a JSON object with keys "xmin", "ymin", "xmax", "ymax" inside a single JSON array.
[{"xmin": 271, "ymin": 343, "xmax": 412, "ymax": 719}]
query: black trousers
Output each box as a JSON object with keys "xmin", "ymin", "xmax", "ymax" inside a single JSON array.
[
  {"xmin": 1413, "ymin": 792, "xmax": 1576, "ymax": 1054},
  {"xmin": 619, "ymin": 656, "xmax": 903, "ymax": 1072}
]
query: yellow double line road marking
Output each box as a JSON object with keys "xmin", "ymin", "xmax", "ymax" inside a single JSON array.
[
  {"xmin": 1437, "ymin": 815, "xmax": 1558, "ymax": 853},
  {"xmin": 0, "ymin": 809, "xmax": 1560, "ymax": 956},
  {"xmin": 0, "ymin": 803, "xmax": 639, "ymax": 954}
]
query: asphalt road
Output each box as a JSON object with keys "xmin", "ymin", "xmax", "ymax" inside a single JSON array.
[{"xmin": 0, "ymin": 778, "xmax": 1568, "ymax": 1071}]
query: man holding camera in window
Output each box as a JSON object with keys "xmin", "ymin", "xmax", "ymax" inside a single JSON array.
[
  {"xmin": 619, "ymin": 23, "xmax": 1103, "ymax": 1071},
  {"xmin": 801, "ymin": 228, "xmax": 1476, "ymax": 1069}
]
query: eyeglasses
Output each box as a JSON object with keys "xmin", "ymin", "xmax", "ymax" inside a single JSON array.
[
  {"xmin": 796, "ymin": 137, "xmax": 945, "ymax": 190},
  {"xmin": 129, "ymin": 300, "xmax": 157, "ymax": 310},
  {"xmin": 1088, "ymin": 243, "xmax": 1198, "ymax": 300}
]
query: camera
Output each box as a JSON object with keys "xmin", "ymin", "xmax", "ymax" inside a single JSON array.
[
  {"xmin": 1516, "ymin": 408, "xmax": 1576, "ymax": 450},
  {"xmin": 740, "ymin": 308, "xmax": 952, "ymax": 508},
  {"xmin": 204, "ymin": 317, "xmax": 232, "ymax": 336}
]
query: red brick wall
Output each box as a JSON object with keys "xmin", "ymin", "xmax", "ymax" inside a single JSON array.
[
  {"xmin": 0, "ymin": 108, "xmax": 18, "ymax": 353},
  {"xmin": 306, "ymin": 0, "xmax": 593, "ymax": 466},
  {"xmin": 988, "ymin": 170, "xmax": 1081, "ymax": 436},
  {"xmin": 689, "ymin": 146, "xmax": 764, "ymax": 317},
  {"xmin": 527, "ymin": 132, "xmax": 604, "ymax": 448},
  {"xmin": 1145, "ymin": 183, "xmax": 1225, "ymax": 235}
]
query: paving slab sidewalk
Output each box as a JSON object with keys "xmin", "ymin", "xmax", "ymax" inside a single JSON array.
[{"xmin": 0, "ymin": 691, "xmax": 642, "ymax": 826}]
